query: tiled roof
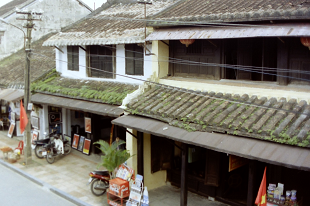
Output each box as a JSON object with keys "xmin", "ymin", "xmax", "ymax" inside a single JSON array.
[
  {"xmin": 149, "ymin": 0, "xmax": 310, "ymax": 25},
  {"xmin": 0, "ymin": 0, "xmax": 34, "ymax": 18},
  {"xmin": 126, "ymin": 85, "xmax": 310, "ymax": 148},
  {"xmin": 43, "ymin": 0, "xmax": 178, "ymax": 46},
  {"xmin": 31, "ymin": 71, "xmax": 139, "ymax": 105},
  {"xmin": 0, "ymin": 33, "xmax": 56, "ymax": 88}
]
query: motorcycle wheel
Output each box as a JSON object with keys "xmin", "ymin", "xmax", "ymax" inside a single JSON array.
[
  {"xmin": 64, "ymin": 143, "xmax": 71, "ymax": 155},
  {"xmin": 34, "ymin": 145, "xmax": 44, "ymax": 159},
  {"xmin": 46, "ymin": 150, "xmax": 55, "ymax": 164},
  {"xmin": 91, "ymin": 179, "xmax": 108, "ymax": 196}
]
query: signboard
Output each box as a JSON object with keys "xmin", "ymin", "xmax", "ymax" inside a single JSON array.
[
  {"xmin": 78, "ymin": 136, "xmax": 85, "ymax": 151},
  {"xmin": 8, "ymin": 122, "xmax": 15, "ymax": 138},
  {"xmin": 85, "ymin": 117, "xmax": 91, "ymax": 133},
  {"xmin": 32, "ymin": 130, "xmax": 39, "ymax": 145},
  {"xmin": 83, "ymin": 138, "xmax": 91, "ymax": 155},
  {"xmin": 229, "ymin": 155, "xmax": 249, "ymax": 172},
  {"xmin": 31, "ymin": 116, "xmax": 39, "ymax": 130},
  {"xmin": 72, "ymin": 134, "xmax": 79, "ymax": 149},
  {"xmin": 27, "ymin": 103, "xmax": 33, "ymax": 111}
]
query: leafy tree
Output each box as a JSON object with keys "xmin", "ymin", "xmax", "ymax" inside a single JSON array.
[{"xmin": 94, "ymin": 140, "xmax": 131, "ymax": 178}]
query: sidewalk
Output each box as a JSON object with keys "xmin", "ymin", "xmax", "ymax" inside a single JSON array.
[
  {"xmin": 0, "ymin": 130, "xmax": 228, "ymax": 206},
  {"xmin": 0, "ymin": 130, "xmax": 105, "ymax": 206}
]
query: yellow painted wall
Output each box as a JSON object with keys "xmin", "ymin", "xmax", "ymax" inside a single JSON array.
[
  {"xmin": 152, "ymin": 40, "xmax": 169, "ymax": 79},
  {"xmin": 159, "ymin": 79, "xmax": 310, "ymax": 103},
  {"xmin": 143, "ymin": 133, "xmax": 167, "ymax": 190},
  {"xmin": 126, "ymin": 129, "xmax": 137, "ymax": 173},
  {"xmin": 149, "ymin": 40, "xmax": 310, "ymax": 103}
]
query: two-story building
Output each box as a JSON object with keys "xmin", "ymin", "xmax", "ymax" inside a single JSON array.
[
  {"xmin": 112, "ymin": 0, "xmax": 310, "ymax": 205},
  {"xmin": 31, "ymin": 0, "xmax": 178, "ymax": 155}
]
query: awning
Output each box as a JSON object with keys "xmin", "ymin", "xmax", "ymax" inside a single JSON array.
[
  {"xmin": 31, "ymin": 93, "xmax": 124, "ymax": 117},
  {"xmin": 146, "ymin": 23, "xmax": 310, "ymax": 41},
  {"xmin": 0, "ymin": 89, "xmax": 24, "ymax": 102},
  {"xmin": 112, "ymin": 115, "xmax": 310, "ymax": 171}
]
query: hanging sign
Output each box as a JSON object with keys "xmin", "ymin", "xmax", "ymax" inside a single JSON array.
[
  {"xmin": 85, "ymin": 117, "xmax": 91, "ymax": 133},
  {"xmin": 228, "ymin": 155, "xmax": 249, "ymax": 172}
]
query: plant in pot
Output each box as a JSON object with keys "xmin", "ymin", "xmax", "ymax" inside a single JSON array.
[{"xmin": 94, "ymin": 139, "xmax": 131, "ymax": 179}]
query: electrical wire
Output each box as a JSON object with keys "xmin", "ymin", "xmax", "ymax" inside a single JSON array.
[
  {"xmin": 35, "ymin": 48, "xmax": 310, "ymax": 82},
  {"xmin": 30, "ymin": 51, "xmax": 310, "ymax": 117}
]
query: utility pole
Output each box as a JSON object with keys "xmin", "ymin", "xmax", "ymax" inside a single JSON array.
[{"xmin": 17, "ymin": 11, "xmax": 42, "ymax": 165}]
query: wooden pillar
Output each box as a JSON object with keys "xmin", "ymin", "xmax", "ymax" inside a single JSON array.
[
  {"xmin": 137, "ymin": 131, "xmax": 144, "ymax": 179},
  {"xmin": 181, "ymin": 143, "xmax": 188, "ymax": 206},
  {"xmin": 277, "ymin": 39, "xmax": 289, "ymax": 85},
  {"xmin": 247, "ymin": 160, "xmax": 256, "ymax": 206}
]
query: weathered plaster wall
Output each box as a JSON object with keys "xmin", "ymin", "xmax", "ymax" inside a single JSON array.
[
  {"xmin": 159, "ymin": 79, "xmax": 310, "ymax": 103},
  {"xmin": 149, "ymin": 40, "xmax": 310, "ymax": 103},
  {"xmin": 143, "ymin": 133, "xmax": 167, "ymax": 190},
  {"xmin": 126, "ymin": 129, "xmax": 137, "ymax": 173},
  {"xmin": 0, "ymin": 0, "xmax": 91, "ymax": 60},
  {"xmin": 58, "ymin": 44, "xmax": 153, "ymax": 85},
  {"xmin": 151, "ymin": 40, "xmax": 169, "ymax": 79}
]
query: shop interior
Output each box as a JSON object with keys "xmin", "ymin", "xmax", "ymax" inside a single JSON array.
[{"xmin": 165, "ymin": 140, "xmax": 310, "ymax": 206}]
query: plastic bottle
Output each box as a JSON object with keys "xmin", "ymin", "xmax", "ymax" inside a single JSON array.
[{"xmin": 141, "ymin": 187, "xmax": 149, "ymax": 206}]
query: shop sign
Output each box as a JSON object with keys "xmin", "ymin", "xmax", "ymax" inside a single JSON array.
[
  {"xmin": 7, "ymin": 122, "xmax": 15, "ymax": 138},
  {"xmin": 85, "ymin": 117, "xmax": 91, "ymax": 133},
  {"xmin": 229, "ymin": 155, "xmax": 249, "ymax": 172},
  {"xmin": 83, "ymin": 138, "xmax": 91, "ymax": 155}
]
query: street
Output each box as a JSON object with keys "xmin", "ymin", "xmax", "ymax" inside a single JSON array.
[{"xmin": 0, "ymin": 163, "xmax": 76, "ymax": 206}]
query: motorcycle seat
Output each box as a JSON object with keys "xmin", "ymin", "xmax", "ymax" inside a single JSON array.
[
  {"xmin": 93, "ymin": 171, "xmax": 110, "ymax": 176},
  {"xmin": 34, "ymin": 139, "xmax": 50, "ymax": 144}
]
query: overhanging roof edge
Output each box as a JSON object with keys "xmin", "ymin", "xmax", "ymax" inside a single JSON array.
[{"xmin": 112, "ymin": 115, "xmax": 310, "ymax": 171}]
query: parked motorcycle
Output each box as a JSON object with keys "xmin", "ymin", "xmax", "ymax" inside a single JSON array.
[
  {"xmin": 32, "ymin": 131, "xmax": 56, "ymax": 159},
  {"xmin": 88, "ymin": 170, "xmax": 110, "ymax": 196},
  {"xmin": 42, "ymin": 133, "xmax": 71, "ymax": 164}
]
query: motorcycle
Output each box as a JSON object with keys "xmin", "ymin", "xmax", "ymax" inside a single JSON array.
[
  {"xmin": 32, "ymin": 131, "xmax": 56, "ymax": 159},
  {"xmin": 42, "ymin": 133, "xmax": 71, "ymax": 164},
  {"xmin": 88, "ymin": 170, "xmax": 110, "ymax": 196}
]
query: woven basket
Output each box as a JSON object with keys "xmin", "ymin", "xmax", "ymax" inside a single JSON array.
[{"xmin": 7, "ymin": 158, "xmax": 17, "ymax": 163}]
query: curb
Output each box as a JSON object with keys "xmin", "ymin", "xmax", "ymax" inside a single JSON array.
[{"xmin": 0, "ymin": 158, "xmax": 92, "ymax": 206}]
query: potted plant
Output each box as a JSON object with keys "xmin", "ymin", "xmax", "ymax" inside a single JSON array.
[{"xmin": 94, "ymin": 139, "xmax": 131, "ymax": 178}]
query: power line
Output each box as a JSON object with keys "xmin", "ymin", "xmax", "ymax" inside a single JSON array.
[
  {"xmin": 30, "ymin": 52, "xmax": 310, "ymax": 117},
  {"xmin": 34, "ymin": 48, "xmax": 310, "ymax": 82}
]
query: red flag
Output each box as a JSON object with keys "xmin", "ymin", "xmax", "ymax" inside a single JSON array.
[
  {"xmin": 255, "ymin": 167, "xmax": 267, "ymax": 206},
  {"xmin": 20, "ymin": 100, "xmax": 28, "ymax": 134}
]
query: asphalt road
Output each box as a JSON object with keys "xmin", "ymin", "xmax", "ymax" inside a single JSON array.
[{"xmin": 0, "ymin": 163, "xmax": 76, "ymax": 206}]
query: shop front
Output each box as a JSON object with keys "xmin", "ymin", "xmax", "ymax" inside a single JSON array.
[
  {"xmin": 32, "ymin": 93, "xmax": 127, "ymax": 156},
  {"xmin": 112, "ymin": 115, "xmax": 310, "ymax": 206},
  {"xmin": 0, "ymin": 89, "xmax": 24, "ymax": 136}
]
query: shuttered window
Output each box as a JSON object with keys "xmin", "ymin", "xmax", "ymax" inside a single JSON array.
[
  {"xmin": 125, "ymin": 44, "xmax": 144, "ymax": 75},
  {"xmin": 67, "ymin": 46, "xmax": 79, "ymax": 71},
  {"xmin": 89, "ymin": 45, "xmax": 113, "ymax": 78}
]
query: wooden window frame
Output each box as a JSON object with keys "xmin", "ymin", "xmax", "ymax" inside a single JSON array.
[
  {"xmin": 67, "ymin": 46, "xmax": 79, "ymax": 71},
  {"xmin": 125, "ymin": 44, "xmax": 144, "ymax": 76},
  {"xmin": 87, "ymin": 45, "xmax": 115, "ymax": 79}
]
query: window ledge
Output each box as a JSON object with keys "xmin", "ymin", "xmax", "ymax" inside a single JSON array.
[{"xmin": 161, "ymin": 76, "xmax": 310, "ymax": 94}]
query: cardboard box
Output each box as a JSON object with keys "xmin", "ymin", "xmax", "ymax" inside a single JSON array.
[{"xmin": 109, "ymin": 178, "xmax": 130, "ymax": 198}]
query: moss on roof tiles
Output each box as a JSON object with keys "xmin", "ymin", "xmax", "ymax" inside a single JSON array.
[
  {"xmin": 31, "ymin": 70, "xmax": 138, "ymax": 105},
  {"xmin": 0, "ymin": 33, "xmax": 56, "ymax": 87},
  {"xmin": 126, "ymin": 85, "xmax": 310, "ymax": 148}
]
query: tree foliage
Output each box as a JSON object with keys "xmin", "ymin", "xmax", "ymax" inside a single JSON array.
[{"xmin": 94, "ymin": 140, "xmax": 131, "ymax": 177}]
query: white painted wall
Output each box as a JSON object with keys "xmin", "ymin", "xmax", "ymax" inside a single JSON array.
[
  {"xmin": 0, "ymin": 0, "xmax": 91, "ymax": 60},
  {"xmin": 57, "ymin": 44, "xmax": 153, "ymax": 85}
]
